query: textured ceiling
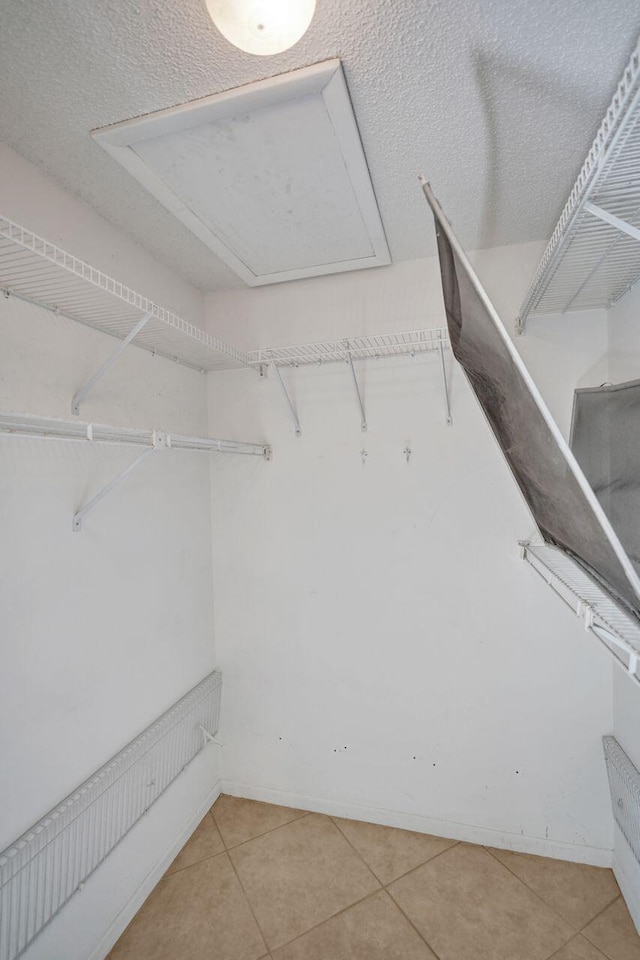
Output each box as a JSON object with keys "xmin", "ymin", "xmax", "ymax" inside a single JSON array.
[{"xmin": 1, "ymin": 0, "xmax": 639, "ymax": 291}]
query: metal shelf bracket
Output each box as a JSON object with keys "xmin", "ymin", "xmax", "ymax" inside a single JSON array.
[
  {"xmin": 585, "ymin": 202, "xmax": 640, "ymax": 244},
  {"xmin": 272, "ymin": 362, "xmax": 301, "ymax": 437},
  {"xmin": 72, "ymin": 311, "xmax": 153, "ymax": 415},
  {"xmin": 72, "ymin": 430, "xmax": 166, "ymax": 532},
  {"xmin": 345, "ymin": 344, "xmax": 367, "ymax": 432},
  {"xmin": 199, "ymin": 724, "xmax": 225, "ymax": 748}
]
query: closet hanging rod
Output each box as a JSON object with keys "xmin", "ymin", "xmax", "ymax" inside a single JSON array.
[
  {"xmin": 520, "ymin": 541, "xmax": 640, "ymax": 688},
  {"xmin": 0, "ymin": 412, "xmax": 271, "ymax": 458}
]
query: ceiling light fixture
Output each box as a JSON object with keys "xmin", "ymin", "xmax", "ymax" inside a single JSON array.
[{"xmin": 204, "ymin": 0, "xmax": 316, "ymax": 56}]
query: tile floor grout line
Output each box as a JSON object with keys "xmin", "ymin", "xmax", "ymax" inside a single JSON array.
[
  {"xmin": 384, "ymin": 886, "xmax": 446, "ymax": 960},
  {"xmin": 255, "ymin": 816, "xmax": 382, "ymax": 953},
  {"xmin": 267, "ymin": 889, "xmax": 384, "ymax": 955},
  {"xmin": 481, "ymin": 844, "xmax": 593, "ymax": 934},
  {"xmin": 212, "ymin": 805, "xmax": 313, "ymax": 852},
  {"xmin": 545, "ymin": 931, "xmax": 607, "ymax": 960},
  {"xmin": 328, "ymin": 815, "xmax": 390, "ymax": 885},
  {"xmin": 322, "ymin": 817, "xmax": 381, "ymax": 887},
  {"xmin": 488, "ymin": 846, "xmax": 624, "ymax": 937},
  {"xmin": 164, "ymin": 845, "xmax": 226, "ymax": 879},
  {"xmin": 578, "ymin": 893, "xmax": 622, "ymax": 934},
  {"xmin": 580, "ymin": 893, "xmax": 626, "ymax": 960},
  {"xmin": 386, "ymin": 843, "xmax": 583, "ymax": 960},
  {"xmin": 328, "ymin": 818, "xmax": 453, "ymax": 960},
  {"xmin": 161, "ymin": 810, "xmax": 223, "ymax": 877},
  {"xmin": 224, "ymin": 848, "xmax": 271, "ymax": 958},
  {"xmin": 373, "ymin": 838, "xmax": 461, "ymax": 889},
  {"xmin": 214, "ymin": 808, "xmax": 382, "ymax": 954},
  {"xmin": 329, "ymin": 814, "xmax": 460, "ymax": 887}
]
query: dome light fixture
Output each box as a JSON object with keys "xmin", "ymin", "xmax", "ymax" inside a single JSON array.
[{"xmin": 205, "ymin": 0, "xmax": 316, "ymax": 56}]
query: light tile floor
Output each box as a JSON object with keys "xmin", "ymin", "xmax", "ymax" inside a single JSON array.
[{"xmin": 108, "ymin": 795, "xmax": 640, "ymax": 960}]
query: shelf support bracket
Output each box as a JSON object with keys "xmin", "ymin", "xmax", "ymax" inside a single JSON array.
[
  {"xmin": 72, "ymin": 436, "xmax": 164, "ymax": 532},
  {"xmin": 272, "ymin": 363, "xmax": 301, "ymax": 437},
  {"xmin": 438, "ymin": 341, "xmax": 453, "ymax": 425},
  {"xmin": 199, "ymin": 724, "xmax": 225, "ymax": 748},
  {"xmin": 72, "ymin": 311, "xmax": 153, "ymax": 415},
  {"xmin": 584, "ymin": 202, "xmax": 640, "ymax": 244},
  {"xmin": 345, "ymin": 346, "xmax": 367, "ymax": 432}
]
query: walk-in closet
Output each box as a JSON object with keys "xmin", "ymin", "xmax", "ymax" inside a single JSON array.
[{"xmin": 2, "ymin": 3, "xmax": 640, "ymax": 959}]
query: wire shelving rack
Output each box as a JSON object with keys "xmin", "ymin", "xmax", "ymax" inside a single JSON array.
[
  {"xmin": 517, "ymin": 37, "xmax": 640, "ymax": 328},
  {"xmin": 247, "ymin": 328, "xmax": 453, "ymax": 434},
  {"xmin": 0, "ymin": 214, "xmax": 251, "ymax": 372},
  {"xmin": 520, "ymin": 540, "xmax": 640, "ymax": 686},
  {"xmin": 247, "ymin": 328, "xmax": 448, "ymax": 367}
]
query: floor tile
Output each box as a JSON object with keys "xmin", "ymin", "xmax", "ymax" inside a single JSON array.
[
  {"xmin": 551, "ymin": 935, "xmax": 609, "ymax": 959},
  {"xmin": 332, "ymin": 816, "xmax": 457, "ymax": 884},
  {"xmin": 229, "ymin": 813, "xmax": 380, "ymax": 949},
  {"xmin": 583, "ymin": 897, "xmax": 640, "ymax": 960},
  {"xmin": 212, "ymin": 794, "xmax": 307, "ymax": 848},
  {"xmin": 272, "ymin": 889, "xmax": 437, "ymax": 959},
  {"xmin": 165, "ymin": 811, "xmax": 224, "ymax": 875},
  {"xmin": 388, "ymin": 842, "xmax": 573, "ymax": 960},
  {"xmin": 487, "ymin": 847, "xmax": 619, "ymax": 929},
  {"xmin": 107, "ymin": 852, "xmax": 266, "ymax": 960}
]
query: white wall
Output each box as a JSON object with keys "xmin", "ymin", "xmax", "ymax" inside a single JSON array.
[
  {"xmin": 0, "ymin": 147, "xmax": 220, "ymax": 960},
  {"xmin": 205, "ymin": 245, "xmax": 616, "ymax": 864},
  {"xmin": 606, "ymin": 283, "xmax": 640, "ymax": 925}
]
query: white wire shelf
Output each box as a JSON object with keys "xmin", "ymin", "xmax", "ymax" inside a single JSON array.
[
  {"xmin": 521, "ymin": 540, "xmax": 640, "ymax": 685},
  {"xmin": 249, "ymin": 328, "xmax": 453, "ymax": 434},
  {"xmin": 247, "ymin": 328, "xmax": 448, "ymax": 367},
  {"xmin": 0, "ymin": 214, "xmax": 252, "ymax": 372},
  {"xmin": 517, "ymin": 37, "xmax": 640, "ymax": 327}
]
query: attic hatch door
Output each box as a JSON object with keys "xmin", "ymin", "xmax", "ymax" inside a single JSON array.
[
  {"xmin": 92, "ymin": 60, "xmax": 390, "ymax": 287},
  {"xmin": 421, "ymin": 179, "xmax": 640, "ymax": 620}
]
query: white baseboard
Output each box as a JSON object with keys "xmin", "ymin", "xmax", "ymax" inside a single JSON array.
[
  {"xmin": 222, "ymin": 779, "xmax": 612, "ymax": 868},
  {"xmin": 613, "ymin": 826, "xmax": 640, "ymax": 933},
  {"xmin": 88, "ymin": 778, "xmax": 222, "ymax": 960}
]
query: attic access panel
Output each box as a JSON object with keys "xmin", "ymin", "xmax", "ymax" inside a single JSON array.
[{"xmin": 93, "ymin": 60, "xmax": 390, "ymax": 287}]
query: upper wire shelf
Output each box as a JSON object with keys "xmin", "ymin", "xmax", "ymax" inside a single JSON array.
[
  {"xmin": 517, "ymin": 37, "xmax": 640, "ymax": 328},
  {"xmin": 0, "ymin": 214, "xmax": 252, "ymax": 373},
  {"xmin": 521, "ymin": 540, "xmax": 640, "ymax": 685},
  {"xmin": 247, "ymin": 328, "xmax": 448, "ymax": 367},
  {"xmin": 249, "ymin": 328, "xmax": 453, "ymax": 433}
]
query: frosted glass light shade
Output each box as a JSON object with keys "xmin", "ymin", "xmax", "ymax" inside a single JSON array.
[{"xmin": 205, "ymin": 0, "xmax": 316, "ymax": 56}]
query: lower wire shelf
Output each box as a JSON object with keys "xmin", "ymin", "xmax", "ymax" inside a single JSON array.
[{"xmin": 520, "ymin": 540, "xmax": 640, "ymax": 685}]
